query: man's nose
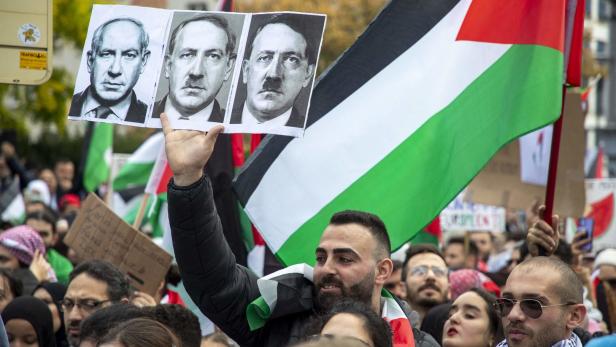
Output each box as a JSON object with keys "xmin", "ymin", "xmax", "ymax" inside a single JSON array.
[
  {"xmin": 66, "ymin": 305, "xmax": 84, "ymax": 322},
  {"xmin": 265, "ymin": 54, "xmax": 283, "ymax": 80},
  {"xmin": 506, "ymin": 301, "xmax": 526, "ymax": 323},
  {"xmin": 108, "ymin": 54, "xmax": 122, "ymax": 77},
  {"xmin": 188, "ymin": 54, "xmax": 205, "ymax": 79}
]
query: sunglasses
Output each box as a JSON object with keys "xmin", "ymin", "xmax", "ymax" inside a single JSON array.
[{"xmin": 494, "ymin": 298, "xmax": 574, "ymax": 319}]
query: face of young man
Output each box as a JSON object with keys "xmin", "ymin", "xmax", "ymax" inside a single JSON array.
[
  {"xmin": 243, "ymin": 23, "xmax": 314, "ymax": 122},
  {"xmin": 313, "ymin": 223, "xmax": 387, "ymax": 312},
  {"xmin": 501, "ymin": 267, "xmax": 577, "ymax": 347},
  {"xmin": 87, "ymin": 20, "xmax": 149, "ymax": 105},
  {"xmin": 469, "ymin": 232, "xmax": 492, "ymax": 261},
  {"xmin": 444, "ymin": 243, "xmax": 465, "ymax": 270},
  {"xmin": 64, "ymin": 274, "xmax": 113, "ymax": 347},
  {"xmin": 404, "ymin": 253, "xmax": 450, "ymax": 310},
  {"xmin": 165, "ymin": 20, "xmax": 232, "ymax": 117},
  {"xmin": 26, "ymin": 218, "xmax": 54, "ymax": 248}
]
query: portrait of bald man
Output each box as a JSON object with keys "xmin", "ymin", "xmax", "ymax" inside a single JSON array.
[
  {"xmin": 153, "ymin": 13, "xmax": 241, "ymax": 124},
  {"xmin": 229, "ymin": 13, "xmax": 325, "ymax": 130},
  {"xmin": 69, "ymin": 17, "xmax": 151, "ymax": 124}
]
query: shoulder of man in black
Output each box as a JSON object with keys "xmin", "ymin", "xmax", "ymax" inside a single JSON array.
[
  {"xmin": 125, "ymin": 91, "xmax": 147, "ymax": 124},
  {"xmin": 68, "ymin": 87, "xmax": 90, "ymax": 117},
  {"xmin": 152, "ymin": 96, "xmax": 167, "ymax": 119},
  {"xmin": 286, "ymin": 107, "xmax": 306, "ymax": 128},
  {"xmin": 208, "ymin": 99, "xmax": 224, "ymax": 123}
]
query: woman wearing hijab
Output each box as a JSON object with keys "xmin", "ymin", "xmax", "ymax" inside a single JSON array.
[
  {"xmin": 2, "ymin": 296, "xmax": 56, "ymax": 347},
  {"xmin": 0, "ymin": 225, "xmax": 56, "ymax": 294},
  {"xmin": 33, "ymin": 282, "xmax": 68, "ymax": 347}
]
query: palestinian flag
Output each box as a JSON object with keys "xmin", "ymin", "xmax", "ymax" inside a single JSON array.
[
  {"xmin": 113, "ymin": 132, "xmax": 164, "ymax": 192},
  {"xmin": 246, "ymin": 264, "xmax": 414, "ymax": 347},
  {"xmin": 0, "ymin": 180, "xmax": 25, "ymax": 225},
  {"xmin": 83, "ymin": 123, "xmax": 113, "ymax": 192},
  {"xmin": 234, "ymin": 0, "xmax": 568, "ymax": 266}
]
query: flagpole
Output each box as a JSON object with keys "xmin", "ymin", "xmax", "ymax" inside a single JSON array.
[
  {"xmin": 132, "ymin": 192, "xmax": 150, "ymax": 230},
  {"xmin": 543, "ymin": 86, "xmax": 567, "ymax": 225}
]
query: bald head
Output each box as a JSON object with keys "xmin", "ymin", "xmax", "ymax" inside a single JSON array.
[{"xmin": 512, "ymin": 256, "xmax": 583, "ymax": 304}]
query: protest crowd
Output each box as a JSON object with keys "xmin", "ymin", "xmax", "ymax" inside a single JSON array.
[
  {"xmin": 0, "ymin": 110, "xmax": 614, "ymax": 347},
  {"xmin": 0, "ymin": 0, "xmax": 612, "ymax": 346}
]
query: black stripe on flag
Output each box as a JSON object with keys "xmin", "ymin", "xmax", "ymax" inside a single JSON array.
[{"xmin": 233, "ymin": 0, "xmax": 459, "ymax": 205}]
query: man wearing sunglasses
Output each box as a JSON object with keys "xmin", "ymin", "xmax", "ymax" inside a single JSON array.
[{"xmin": 496, "ymin": 256, "xmax": 586, "ymax": 347}]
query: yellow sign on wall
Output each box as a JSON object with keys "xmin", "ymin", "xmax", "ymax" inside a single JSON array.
[{"xmin": 0, "ymin": 1, "xmax": 53, "ymax": 85}]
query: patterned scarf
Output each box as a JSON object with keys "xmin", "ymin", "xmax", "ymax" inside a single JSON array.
[
  {"xmin": 496, "ymin": 333, "xmax": 582, "ymax": 347},
  {"xmin": 246, "ymin": 263, "xmax": 415, "ymax": 347}
]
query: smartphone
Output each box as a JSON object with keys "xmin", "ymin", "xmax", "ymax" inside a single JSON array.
[{"xmin": 576, "ymin": 218, "xmax": 594, "ymax": 253}]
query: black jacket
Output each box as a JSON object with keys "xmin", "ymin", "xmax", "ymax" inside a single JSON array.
[
  {"xmin": 168, "ymin": 175, "xmax": 438, "ymax": 347},
  {"xmin": 69, "ymin": 87, "xmax": 147, "ymax": 124}
]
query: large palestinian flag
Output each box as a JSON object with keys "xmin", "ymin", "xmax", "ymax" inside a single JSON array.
[{"xmin": 234, "ymin": 0, "xmax": 568, "ymax": 266}]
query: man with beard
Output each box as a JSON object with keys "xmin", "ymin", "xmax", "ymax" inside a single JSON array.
[
  {"xmin": 403, "ymin": 245, "xmax": 450, "ymax": 325},
  {"xmin": 161, "ymin": 114, "xmax": 438, "ymax": 347},
  {"xmin": 496, "ymin": 256, "xmax": 586, "ymax": 347},
  {"xmin": 62, "ymin": 260, "xmax": 130, "ymax": 346}
]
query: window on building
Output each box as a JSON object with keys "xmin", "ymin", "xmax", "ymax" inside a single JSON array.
[
  {"xmin": 596, "ymin": 78, "xmax": 604, "ymax": 115},
  {"xmin": 586, "ymin": 0, "xmax": 592, "ymax": 17},
  {"xmin": 187, "ymin": 2, "xmax": 209, "ymax": 11},
  {"xmin": 597, "ymin": 40, "xmax": 607, "ymax": 55},
  {"xmin": 599, "ymin": 0, "xmax": 610, "ymax": 20}
]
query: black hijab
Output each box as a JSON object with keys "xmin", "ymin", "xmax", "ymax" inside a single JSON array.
[
  {"xmin": 33, "ymin": 282, "xmax": 68, "ymax": 347},
  {"xmin": 2, "ymin": 296, "xmax": 57, "ymax": 347}
]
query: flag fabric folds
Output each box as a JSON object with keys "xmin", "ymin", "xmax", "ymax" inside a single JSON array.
[
  {"xmin": 83, "ymin": 123, "xmax": 113, "ymax": 192},
  {"xmin": 234, "ymin": 0, "xmax": 566, "ymax": 266}
]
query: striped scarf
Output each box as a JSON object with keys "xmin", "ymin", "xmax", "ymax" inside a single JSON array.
[
  {"xmin": 246, "ymin": 264, "xmax": 415, "ymax": 347},
  {"xmin": 496, "ymin": 333, "xmax": 582, "ymax": 347}
]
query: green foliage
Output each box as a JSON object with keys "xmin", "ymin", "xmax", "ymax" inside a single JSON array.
[{"xmin": 0, "ymin": 0, "xmax": 112, "ymax": 134}]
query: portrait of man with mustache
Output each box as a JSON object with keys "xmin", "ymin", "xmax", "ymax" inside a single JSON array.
[
  {"xmin": 153, "ymin": 13, "xmax": 237, "ymax": 123},
  {"xmin": 229, "ymin": 13, "xmax": 321, "ymax": 130},
  {"xmin": 69, "ymin": 17, "xmax": 150, "ymax": 124}
]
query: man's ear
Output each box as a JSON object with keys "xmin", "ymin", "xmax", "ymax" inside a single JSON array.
[
  {"xmin": 224, "ymin": 55, "xmax": 236, "ymax": 82},
  {"xmin": 140, "ymin": 50, "xmax": 151, "ymax": 74},
  {"xmin": 375, "ymin": 258, "xmax": 394, "ymax": 285},
  {"xmin": 566, "ymin": 304, "xmax": 587, "ymax": 330},
  {"xmin": 242, "ymin": 60, "xmax": 249, "ymax": 84},
  {"xmin": 302, "ymin": 64, "xmax": 315, "ymax": 88},
  {"xmin": 86, "ymin": 50, "xmax": 93, "ymax": 73}
]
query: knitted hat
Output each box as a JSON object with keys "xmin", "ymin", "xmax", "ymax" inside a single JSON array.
[
  {"xmin": 449, "ymin": 269, "xmax": 482, "ymax": 300},
  {"xmin": 594, "ymin": 248, "xmax": 616, "ymax": 270},
  {"xmin": 0, "ymin": 225, "xmax": 46, "ymax": 265}
]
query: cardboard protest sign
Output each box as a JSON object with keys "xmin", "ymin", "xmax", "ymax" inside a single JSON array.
[
  {"xmin": 466, "ymin": 92, "xmax": 586, "ymax": 217},
  {"xmin": 67, "ymin": 5, "xmax": 326, "ymax": 137},
  {"xmin": 585, "ymin": 179, "xmax": 616, "ymax": 251},
  {"xmin": 64, "ymin": 194, "xmax": 172, "ymax": 296}
]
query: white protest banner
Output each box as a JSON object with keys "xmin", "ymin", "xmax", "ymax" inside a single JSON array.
[
  {"xmin": 67, "ymin": 5, "xmax": 327, "ymax": 137},
  {"xmin": 519, "ymin": 125, "xmax": 553, "ymax": 186},
  {"xmin": 585, "ymin": 178, "xmax": 616, "ymax": 251},
  {"xmin": 440, "ymin": 196, "xmax": 506, "ymax": 232}
]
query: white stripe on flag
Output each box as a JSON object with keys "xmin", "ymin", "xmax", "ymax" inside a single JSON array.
[
  {"xmin": 245, "ymin": 0, "xmax": 510, "ymax": 252},
  {"xmin": 127, "ymin": 132, "xmax": 164, "ymax": 164}
]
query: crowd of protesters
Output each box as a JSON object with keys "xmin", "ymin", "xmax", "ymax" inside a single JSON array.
[{"xmin": 0, "ymin": 119, "xmax": 615, "ymax": 347}]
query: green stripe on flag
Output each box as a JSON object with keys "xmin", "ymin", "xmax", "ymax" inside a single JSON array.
[
  {"xmin": 411, "ymin": 231, "xmax": 439, "ymax": 247},
  {"xmin": 276, "ymin": 45, "xmax": 562, "ymax": 265},
  {"xmin": 113, "ymin": 162, "xmax": 155, "ymax": 191},
  {"xmin": 246, "ymin": 296, "xmax": 271, "ymax": 331},
  {"xmin": 84, "ymin": 123, "xmax": 113, "ymax": 192}
]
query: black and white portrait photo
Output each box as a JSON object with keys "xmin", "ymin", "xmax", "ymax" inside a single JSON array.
[
  {"xmin": 68, "ymin": 5, "xmax": 170, "ymax": 125},
  {"xmin": 150, "ymin": 11, "xmax": 246, "ymax": 130},
  {"xmin": 228, "ymin": 13, "xmax": 326, "ymax": 137}
]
